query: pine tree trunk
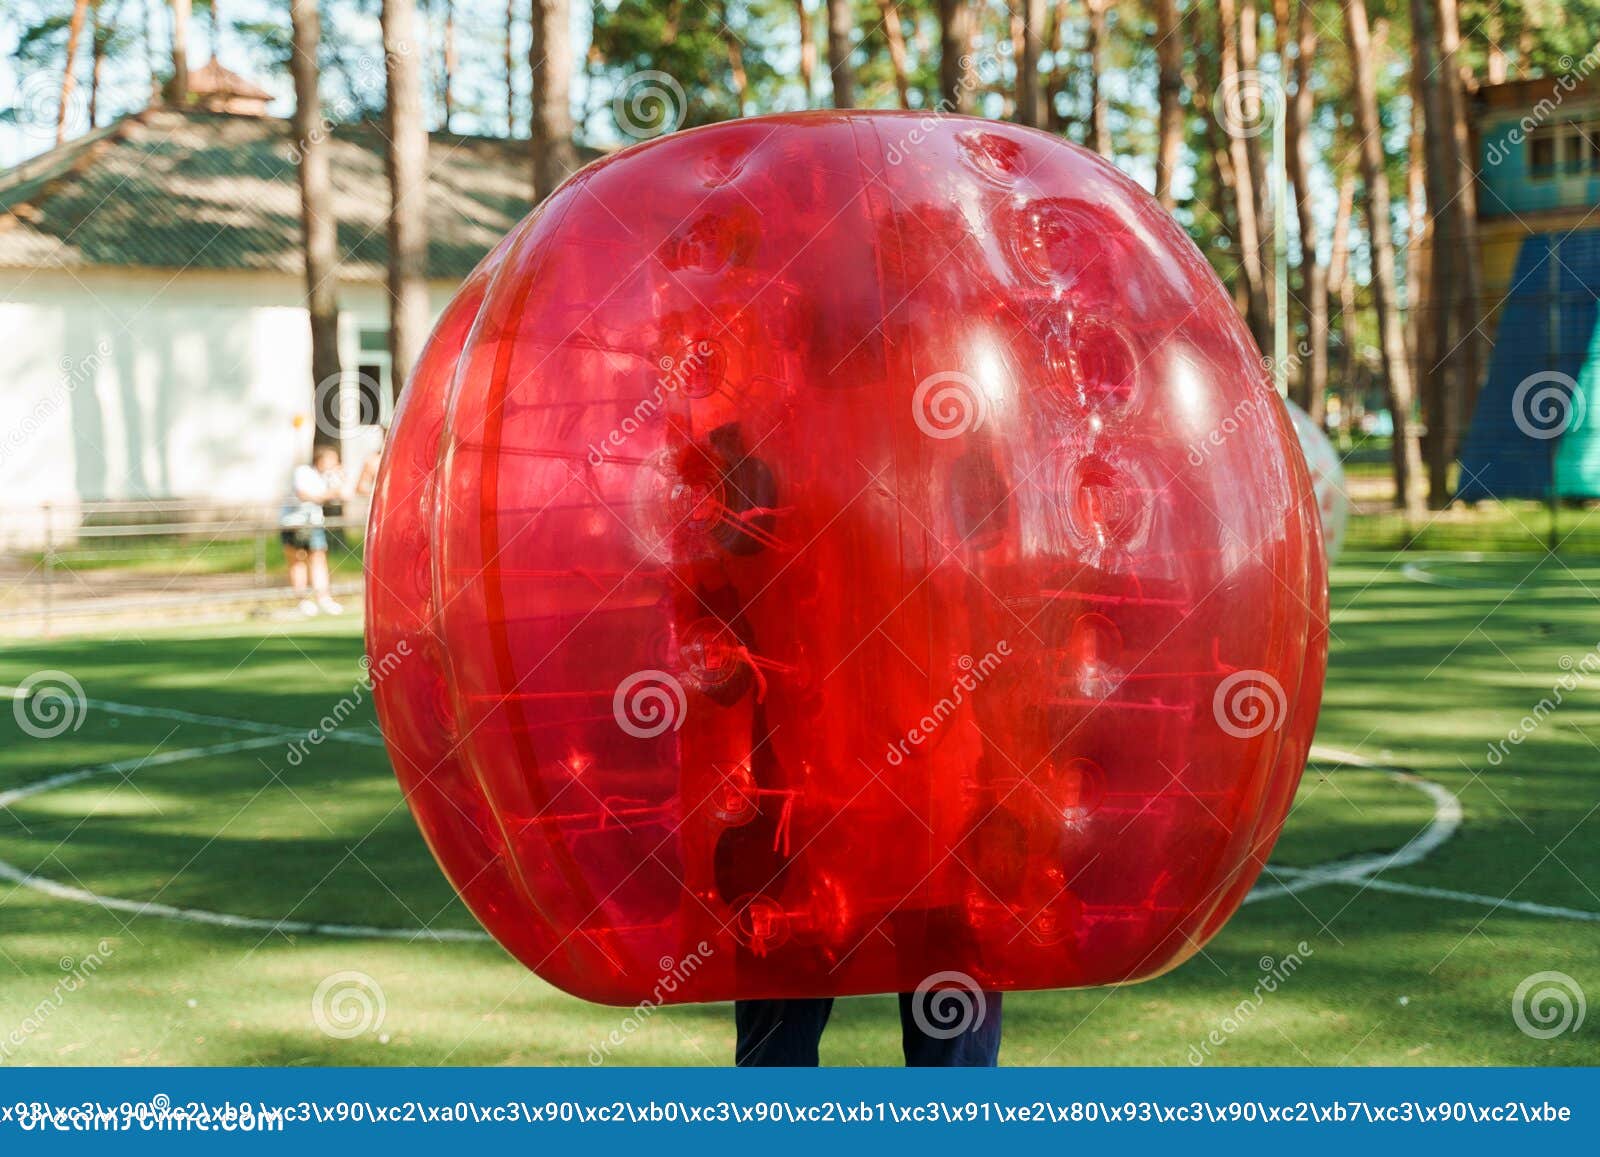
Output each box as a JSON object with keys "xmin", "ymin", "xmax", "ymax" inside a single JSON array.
[
  {"xmin": 1328, "ymin": 169, "xmax": 1356, "ymax": 435},
  {"xmin": 1154, "ymin": 0, "xmax": 1183, "ymax": 209},
  {"xmin": 1216, "ymin": 0, "xmax": 1268, "ymax": 354},
  {"xmin": 938, "ymin": 0, "xmax": 975, "ymax": 113},
  {"xmin": 290, "ymin": 0, "xmax": 343, "ymax": 450},
  {"xmin": 1084, "ymin": 0, "xmax": 1110, "ymax": 155},
  {"xmin": 1236, "ymin": 0, "xmax": 1272, "ymax": 343},
  {"xmin": 880, "ymin": 1, "xmax": 913, "ymax": 111},
  {"xmin": 1344, "ymin": 0, "xmax": 1424, "ymax": 513},
  {"xmin": 441, "ymin": 0, "xmax": 457, "ymax": 133},
  {"xmin": 1044, "ymin": 0, "xmax": 1071, "ymax": 132},
  {"xmin": 89, "ymin": 1, "xmax": 105, "ymax": 129},
  {"xmin": 826, "ymin": 0, "xmax": 854, "ymax": 108},
  {"xmin": 166, "ymin": 0, "xmax": 190, "ymax": 104},
  {"xmin": 722, "ymin": 3, "xmax": 748, "ymax": 116},
  {"xmin": 1437, "ymin": 0, "xmax": 1485, "ymax": 454},
  {"xmin": 1484, "ymin": 11, "xmax": 1508, "ymax": 83},
  {"xmin": 1405, "ymin": 81, "xmax": 1428, "ymax": 374},
  {"xmin": 795, "ymin": 1, "xmax": 816, "ymax": 106},
  {"xmin": 505, "ymin": 0, "xmax": 516, "ymax": 134},
  {"xmin": 1016, "ymin": 0, "xmax": 1044, "ymax": 127},
  {"xmin": 1191, "ymin": 26, "xmax": 1240, "ymax": 269},
  {"xmin": 531, "ymin": 0, "xmax": 578, "ymax": 200},
  {"xmin": 1412, "ymin": 0, "xmax": 1456, "ymax": 508},
  {"xmin": 1283, "ymin": 0, "xmax": 1327, "ymax": 421},
  {"xmin": 382, "ymin": 0, "xmax": 431, "ymax": 399},
  {"xmin": 59, "ymin": 0, "xmax": 89, "ymax": 144}
]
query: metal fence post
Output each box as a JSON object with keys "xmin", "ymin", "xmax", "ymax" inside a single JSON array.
[{"xmin": 41, "ymin": 501, "xmax": 53, "ymax": 637}]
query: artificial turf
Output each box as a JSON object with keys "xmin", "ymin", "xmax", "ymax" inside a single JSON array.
[{"xmin": 1, "ymin": 552, "xmax": 1596, "ymax": 1066}]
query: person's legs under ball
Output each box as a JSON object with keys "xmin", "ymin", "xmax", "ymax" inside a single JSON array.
[
  {"xmin": 281, "ymin": 536, "xmax": 315, "ymax": 615},
  {"xmin": 899, "ymin": 989, "xmax": 1002, "ymax": 1067},
  {"xmin": 306, "ymin": 528, "xmax": 341, "ymax": 614},
  {"xmin": 734, "ymin": 998, "xmax": 834, "ymax": 1066}
]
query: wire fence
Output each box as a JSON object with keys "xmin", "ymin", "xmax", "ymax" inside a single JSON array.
[
  {"xmin": 0, "ymin": 501, "xmax": 368, "ymax": 636},
  {"xmin": 4, "ymin": 482, "xmax": 1597, "ymax": 641}
]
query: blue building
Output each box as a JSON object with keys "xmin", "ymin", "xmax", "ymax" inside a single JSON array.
[{"xmin": 1458, "ymin": 73, "xmax": 1600, "ymax": 501}]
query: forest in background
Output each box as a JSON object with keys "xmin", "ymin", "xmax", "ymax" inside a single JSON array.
[{"xmin": 9, "ymin": 0, "xmax": 1600, "ymax": 512}]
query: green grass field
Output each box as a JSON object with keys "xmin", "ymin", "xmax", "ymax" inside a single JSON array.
[{"xmin": 1, "ymin": 552, "xmax": 1597, "ymax": 1066}]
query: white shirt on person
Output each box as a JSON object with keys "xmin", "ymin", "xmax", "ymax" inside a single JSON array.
[{"xmin": 281, "ymin": 464, "xmax": 334, "ymax": 528}]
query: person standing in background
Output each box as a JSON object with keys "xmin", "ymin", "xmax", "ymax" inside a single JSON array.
[{"xmin": 280, "ymin": 445, "xmax": 346, "ymax": 616}]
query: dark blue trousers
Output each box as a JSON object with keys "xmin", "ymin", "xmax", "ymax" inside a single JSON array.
[{"xmin": 734, "ymin": 994, "xmax": 1003, "ymax": 1066}]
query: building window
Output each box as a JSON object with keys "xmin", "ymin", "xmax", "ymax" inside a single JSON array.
[
  {"xmin": 1529, "ymin": 130, "xmax": 1557, "ymax": 176},
  {"xmin": 356, "ymin": 365, "xmax": 385, "ymax": 425},
  {"xmin": 1528, "ymin": 121, "xmax": 1600, "ymax": 179},
  {"xmin": 355, "ymin": 326, "xmax": 391, "ymax": 424},
  {"xmin": 1581, "ymin": 125, "xmax": 1600, "ymax": 172}
]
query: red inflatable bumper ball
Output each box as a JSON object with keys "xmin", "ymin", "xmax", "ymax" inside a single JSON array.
[{"xmin": 365, "ymin": 113, "xmax": 1328, "ymax": 1005}]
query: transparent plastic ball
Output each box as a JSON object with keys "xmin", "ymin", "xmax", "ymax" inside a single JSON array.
[
  {"xmin": 366, "ymin": 114, "xmax": 1328, "ymax": 1004},
  {"xmin": 1285, "ymin": 398, "xmax": 1349, "ymax": 561}
]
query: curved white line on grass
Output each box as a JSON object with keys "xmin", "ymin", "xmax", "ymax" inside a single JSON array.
[
  {"xmin": 0, "ymin": 858, "xmax": 490, "ymax": 941},
  {"xmin": 0, "ymin": 736, "xmax": 490, "ymax": 943},
  {"xmin": 1398, "ymin": 556, "xmax": 1589, "ymax": 591},
  {"xmin": 2, "ymin": 734, "xmax": 1592, "ymax": 940},
  {"xmin": 82, "ymin": 697, "xmax": 387, "ymax": 747},
  {"xmin": 1246, "ymin": 744, "xmax": 1600, "ymax": 920},
  {"xmin": 0, "ymin": 689, "xmax": 387, "ymax": 748},
  {"xmin": 1283, "ymin": 872, "xmax": 1600, "ymax": 922},
  {"xmin": 0, "ymin": 735, "xmax": 295, "ymax": 810},
  {"xmin": 1400, "ymin": 558, "xmax": 1488, "ymax": 588},
  {"xmin": 1246, "ymin": 746, "xmax": 1461, "ymax": 903}
]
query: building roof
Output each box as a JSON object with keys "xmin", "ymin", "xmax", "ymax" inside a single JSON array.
[
  {"xmin": 185, "ymin": 59, "xmax": 276, "ymax": 115},
  {"xmin": 0, "ymin": 106, "xmax": 585, "ymax": 281},
  {"xmin": 1474, "ymin": 73, "xmax": 1600, "ymax": 115}
]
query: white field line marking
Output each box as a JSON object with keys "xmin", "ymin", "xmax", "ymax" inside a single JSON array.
[
  {"xmin": 1277, "ymin": 872, "xmax": 1600, "ymax": 922},
  {"xmin": 0, "ymin": 734, "xmax": 489, "ymax": 943},
  {"xmin": 2, "ymin": 730, "xmax": 1592, "ymax": 938},
  {"xmin": 0, "ymin": 735, "xmax": 293, "ymax": 810},
  {"xmin": 0, "ymin": 689, "xmax": 387, "ymax": 748},
  {"xmin": 1399, "ymin": 556, "xmax": 1489, "ymax": 588},
  {"xmin": 1246, "ymin": 744, "xmax": 1600, "ymax": 920},
  {"xmin": 1399, "ymin": 558, "xmax": 1591, "ymax": 591},
  {"xmin": 0, "ymin": 858, "xmax": 491, "ymax": 942},
  {"xmin": 1246, "ymin": 758, "xmax": 1461, "ymax": 901}
]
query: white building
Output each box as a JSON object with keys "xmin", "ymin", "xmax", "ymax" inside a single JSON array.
[{"xmin": 0, "ymin": 66, "xmax": 545, "ymax": 545}]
